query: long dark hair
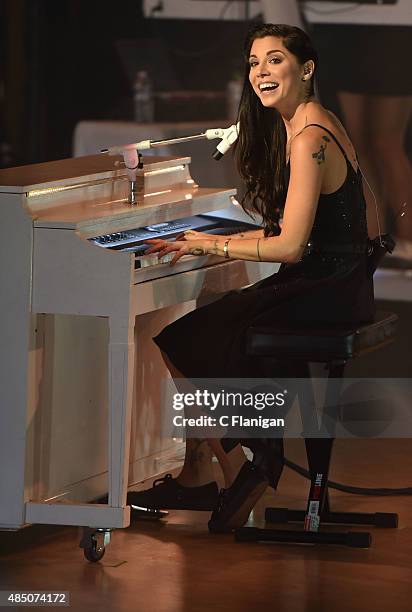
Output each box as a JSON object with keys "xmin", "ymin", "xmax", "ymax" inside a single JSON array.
[{"xmin": 234, "ymin": 24, "xmax": 318, "ymax": 236}]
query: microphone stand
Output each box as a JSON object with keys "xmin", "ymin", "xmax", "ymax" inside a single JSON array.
[{"xmin": 101, "ymin": 123, "xmax": 239, "ymax": 205}]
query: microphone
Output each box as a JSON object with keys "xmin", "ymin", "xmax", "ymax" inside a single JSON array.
[
  {"xmin": 209, "ymin": 123, "xmax": 240, "ymax": 160},
  {"xmin": 102, "ymin": 122, "xmax": 240, "ymax": 166}
]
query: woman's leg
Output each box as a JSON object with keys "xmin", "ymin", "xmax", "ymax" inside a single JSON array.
[
  {"xmin": 161, "ymin": 351, "xmax": 248, "ymax": 488},
  {"xmin": 339, "ymin": 91, "xmax": 412, "ymax": 241},
  {"xmin": 366, "ymin": 95, "xmax": 412, "ymax": 241}
]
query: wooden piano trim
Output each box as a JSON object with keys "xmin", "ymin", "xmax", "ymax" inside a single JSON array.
[{"xmin": 0, "ymin": 154, "xmax": 185, "ymax": 193}]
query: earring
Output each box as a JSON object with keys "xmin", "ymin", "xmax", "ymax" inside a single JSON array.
[{"xmin": 302, "ymin": 66, "xmax": 311, "ymax": 80}]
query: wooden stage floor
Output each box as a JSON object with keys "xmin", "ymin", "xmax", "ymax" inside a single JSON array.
[{"xmin": 1, "ymin": 438, "xmax": 412, "ymax": 612}]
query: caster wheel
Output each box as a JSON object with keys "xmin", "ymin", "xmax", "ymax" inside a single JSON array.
[{"xmin": 83, "ymin": 537, "xmax": 106, "ymax": 562}]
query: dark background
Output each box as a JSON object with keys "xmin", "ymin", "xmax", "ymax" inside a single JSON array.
[
  {"xmin": 1, "ymin": 0, "xmax": 410, "ymax": 168},
  {"xmin": 0, "ymin": 0, "xmax": 253, "ymax": 167}
]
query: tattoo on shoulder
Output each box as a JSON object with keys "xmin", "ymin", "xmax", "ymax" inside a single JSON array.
[{"xmin": 312, "ymin": 135, "xmax": 330, "ymax": 165}]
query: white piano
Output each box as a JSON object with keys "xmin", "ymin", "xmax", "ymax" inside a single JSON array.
[{"xmin": 0, "ymin": 152, "xmax": 276, "ymax": 558}]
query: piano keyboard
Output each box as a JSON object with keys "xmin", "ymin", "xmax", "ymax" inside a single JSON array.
[{"xmin": 88, "ymin": 215, "xmax": 259, "ymax": 269}]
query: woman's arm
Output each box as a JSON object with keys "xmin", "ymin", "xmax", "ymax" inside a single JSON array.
[
  {"xmin": 230, "ymin": 229, "xmax": 265, "ymax": 239},
  {"xmin": 146, "ymin": 129, "xmax": 326, "ymax": 265},
  {"xmin": 176, "ymin": 228, "xmax": 265, "ymax": 241}
]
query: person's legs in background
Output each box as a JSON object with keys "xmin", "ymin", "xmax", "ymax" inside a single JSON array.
[
  {"xmin": 367, "ymin": 96, "xmax": 412, "ymax": 245},
  {"xmin": 339, "ymin": 91, "xmax": 412, "ymax": 252}
]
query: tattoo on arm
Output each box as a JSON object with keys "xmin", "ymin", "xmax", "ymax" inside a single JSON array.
[
  {"xmin": 312, "ymin": 135, "xmax": 330, "ymax": 165},
  {"xmin": 190, "ymin": 247, "xmax": 206, "ymax": 256}
]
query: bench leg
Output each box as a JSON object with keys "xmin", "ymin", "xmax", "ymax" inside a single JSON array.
[
  {"xmin": 304, "ymin": 438, "xmax": 334, "ymax": 532},
  {"xmin": 234, "ymin": 361, "xmax": 399, "ymax": 547}
]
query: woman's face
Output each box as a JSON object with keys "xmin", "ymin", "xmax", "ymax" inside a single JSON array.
[{"xmin": 248, "ymin": 36, "xmax": 305, "ymax": 109}]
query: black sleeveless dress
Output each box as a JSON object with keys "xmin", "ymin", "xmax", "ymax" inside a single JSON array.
[{"xmin": 153, "ymin": 125, "xmax": 375, "ymax": 378}]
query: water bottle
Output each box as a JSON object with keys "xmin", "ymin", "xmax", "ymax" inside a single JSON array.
[{"xmin": 133, "ymin": 70, "xmax": 154, "ymax": 123}]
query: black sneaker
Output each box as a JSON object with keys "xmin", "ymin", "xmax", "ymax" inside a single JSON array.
[
  {"xmin": 127, "ymin": 474, "xmax": 219, "ymax": 511},
  {"xmin": 208, "ymin": 461, "xmax": 268, "ymax": 533}
]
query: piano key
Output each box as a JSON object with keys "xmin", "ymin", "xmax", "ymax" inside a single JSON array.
[
  {"xmin": 136, "ymin": 252, "xmax": 175, "ymax": 268},
  {"xmin": 89, "ymin": 216, "xmax": 259, "ymax": 260}
]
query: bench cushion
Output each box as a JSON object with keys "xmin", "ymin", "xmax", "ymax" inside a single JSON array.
[{"xmin": 246, "ymin": 311, "xmax": 398, "ymax": 361}]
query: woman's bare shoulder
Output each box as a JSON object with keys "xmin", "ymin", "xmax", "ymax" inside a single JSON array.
[
  {"xmin": 296, "ymin": 105, "xmax": 358, "ymax": 166},
  {"xmin": 288, "ymin": 128, "xmax": 331, "ymax": 181},
  {"xmin": 300, "ymin": 103, "xmax": 345, "ymax": 134},
  {"xmin": 290, "ymin": 125, "xmax": 327, "ymax": 154},
  {"xmin": 290, "ymin": 114, "xmax": 333, "ymax": 154}
]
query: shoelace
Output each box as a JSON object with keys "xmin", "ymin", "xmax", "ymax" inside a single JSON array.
[
  {"xmin": 153, "ymin": 473, "xmax": 173, "ymax": 487},
  {"xmin": 214, "ymin": 488, "xmax": 228, "ymax": 514}
]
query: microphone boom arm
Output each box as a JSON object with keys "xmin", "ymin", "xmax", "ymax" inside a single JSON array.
[
  {"xmin": 101, "ymin": 124, "xmax": 239, "ymax": 156},
  {"xmin": 101, "ymin": 122, "xmax": 239, "ymax": 205}
]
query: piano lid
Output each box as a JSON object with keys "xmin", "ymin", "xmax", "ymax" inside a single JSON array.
[
  {"xmin": 33, "ymin": 184, "xmax": 236, "ymax": 239},
  {"xmin": 0, "ymin": 153, "xmax": 190, "ymax": 194},
  {"xmin": 0, "ymin": 153, "xmax": 236, "ymax": 238}
]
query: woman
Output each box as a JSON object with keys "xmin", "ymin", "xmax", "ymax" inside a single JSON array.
[{"xmin": 129, "ymin": 23, "xmax": 375, "ymax": 532}]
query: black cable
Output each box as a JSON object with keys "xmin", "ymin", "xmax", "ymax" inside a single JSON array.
[{"xmin": 284, "ymin": 457, "xmax": 412, "ymax": 496}]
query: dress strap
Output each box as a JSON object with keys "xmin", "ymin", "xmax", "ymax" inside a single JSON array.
[{"xmin": 301, "ymin": 123, "xmax": 351, "ymax": 164}]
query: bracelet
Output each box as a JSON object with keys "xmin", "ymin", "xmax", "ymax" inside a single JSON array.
[
  {"xmin": 223, "ymin": 239, "xmax": 231, "ymax": 259},
  {"xmin": 256, "ymin": 238, "xmax": 261, "ymax": 261}
]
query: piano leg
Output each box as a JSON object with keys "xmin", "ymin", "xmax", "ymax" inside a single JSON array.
[{"xmin": 107, "ymin": 316, "xmax": 135, "ymax": 525}]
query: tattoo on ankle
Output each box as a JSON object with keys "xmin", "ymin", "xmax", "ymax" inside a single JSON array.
[
  {"xmin": 312, "ymin": 135, "xmax": 330, "ymax": 165},
  {"xmin": 188, "ymin": 439, "xmax": 208, "ymax": 467}
]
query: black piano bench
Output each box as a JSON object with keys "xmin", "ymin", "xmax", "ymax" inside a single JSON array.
[{"xmin": 236, "ymin": 311, "xmax": 399, "ymax": 548}]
